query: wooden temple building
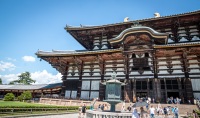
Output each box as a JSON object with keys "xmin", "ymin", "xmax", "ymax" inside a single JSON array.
[
  {"xmin": 36, "ymin": 10, "xmax": 200, "ymax": 103},
  {"xmin": 0, "ymin": 83, "xmax": 62, "ymax": 99}
]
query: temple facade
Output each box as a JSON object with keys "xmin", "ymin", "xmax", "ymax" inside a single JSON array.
[{"xmin": 36, "ymin": 10, "xmax": 200, "ymax": 103}]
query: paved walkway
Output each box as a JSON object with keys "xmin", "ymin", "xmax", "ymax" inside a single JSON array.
[{"xmin": 22, "ymin": 113, "xmax": 187, "ymax": 118}]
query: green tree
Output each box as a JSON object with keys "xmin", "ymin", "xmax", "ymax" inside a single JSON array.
[
  {"xmin": 0, "ymin": 78, "xmax": 2, "ymax": 84},
  {"xmin": 10, "ymin": 72, "xmax": 36, "ymax": 85},
  {"xmin": 4, "ymin": 93, "xmax": 15, "ymax": 101},
  {"xmin": 9, "ymin": 81, "xmax": 15, "ymax": 85},
  {"xmin": 18, "ymin": 91, "xmax": 32, "ymax": 102}
]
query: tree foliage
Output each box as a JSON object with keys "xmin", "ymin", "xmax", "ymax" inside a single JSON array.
[
  {"xmin": 18, "ymin": 91, "xmax": 32, "ymax": 101},
  {"xmin": 10, "ymin": 72, "xmax": 36, "ymax": 85},
  {"xmin": 4, "ymin": 93, "xmax": 15, "ymax": 101},
  {"xmin": 0, "ymin": 78, "xmax": 2, "ymax": 84}
]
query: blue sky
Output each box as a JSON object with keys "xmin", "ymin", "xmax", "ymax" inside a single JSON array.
[{"xmin": 0, "ymin": 0, "xmax": 200, "ymax": 84}]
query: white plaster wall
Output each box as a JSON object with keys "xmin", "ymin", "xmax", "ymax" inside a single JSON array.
[{"xmin": 191, "ymin": 79, "xmax": 200, "ymax": 91}]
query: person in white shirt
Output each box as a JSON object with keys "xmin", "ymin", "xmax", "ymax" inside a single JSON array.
[{"xmin": 149, "ymin": 105, "xmax": 155, "ymax": 118}]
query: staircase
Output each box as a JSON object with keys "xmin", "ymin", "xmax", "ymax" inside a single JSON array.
[{"xmin": 94, "ymin": 101, "xmax": 199, "ymax": 115}]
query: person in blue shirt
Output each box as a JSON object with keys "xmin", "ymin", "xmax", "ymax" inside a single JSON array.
[{"xmin": 174, "ymin": 106, "xmax": 179, "ymax": 118}]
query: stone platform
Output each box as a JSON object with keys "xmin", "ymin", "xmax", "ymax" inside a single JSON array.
[{"xmin": 86, "ymin": 110, "xmax": 132, "ymax": 118}]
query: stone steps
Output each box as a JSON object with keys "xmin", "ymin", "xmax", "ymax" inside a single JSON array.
[{"xmin": 94, "ymin": 101, "xmax": 199, "ymax": 115}]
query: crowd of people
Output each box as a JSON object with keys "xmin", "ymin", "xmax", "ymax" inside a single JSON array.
[
  {"xmin": 167, "ymin": 97, "xmax": 182, "ymax": 104},
  {"xmin": 130, "ymin": 104, "xmax": 179, "ymax": 118},
  {"xmin": 77, "ymin": 96, "xmax": 199, "ymax": 118}
]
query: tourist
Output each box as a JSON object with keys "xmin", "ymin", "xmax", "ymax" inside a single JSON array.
[
  {"xmin": 166, "ymin": 107, "xmax": 170, "ymax": 115},
  {"xmin": 127, "ymin": 104, "xmax": 132, "ymax": 112},
  {"xmin": 104, "ymin": 104, "xmax": 108, "ymax": 111},
  {"xmin": 152, "ymin": 98, "xmax": 155, "ymax": 103},
  {"xmin": 188, "ymin": 99, "xmax": 191, "ymax": 104},
  {"xmin": 156, "ymin": 106, "xmax": 160, "ymax": 116},
  {"xmin": 149, "ymin": 105, "xmax": 155, "ymax": 118},
  {"xmin": 174, "ymin": 106, "xmax": 179, "ymax": 118},
  {"xmin": 121, "ymin": 105, "xmax": 125, "ymax": 112},
  {"xmin": 78, "ymin": 105, "xmax": 82, "ymax": 118},
  {"xmin": 82, "ymin": 104, "xmax": 86, "ymax": 118},
  {"xmin": 163, "ymin": 107, "xmax": 168, "ymax": 117},
  {"xmin": 132, "ymin": 108, "xmax": 139, "ymax": 118},
  {"xmin": 140, "ymin": 107, "xmax": 148, "ymax": 118},
  {"xmin": 194, "ymin": 98, "xmax": 197, "ymax": 105},
  {"xmin": 98, "ymin": 104, "xmax": 101, "ymax": 110},
  {"xmin": 101, "ymin": 104, "xmax": 104, "ymax": 111},
  {"xmin": 148, "ymin": 97, "xmax": 151, "ymax": 104},
  {"xmin": 171, "ymin": 107, "xmax": 175, "ymax": 117}
]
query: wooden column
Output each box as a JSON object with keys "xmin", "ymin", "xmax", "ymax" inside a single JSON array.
[
  {"xmin": 164, "ymin": 78, "xmax": 167, "ymax": 102},
  {"xmin": 177, "ymin": 78, "xmax": 182, "ymax": 97},
  {"xmin": 61, "ymin": 62, "xmax": 69, "ymax": 97},
  {"xmin": 32, "ymin": 90, "xmax": 35, "ymax": 99},
  {"xmin": 182, "ymin": 51, "xmax": 193, "ymax": 103},
  {"xmin": 156, "ymin": 78, "xmax": 161, "ymax": 102},
  {"xmin": 147, "ymin": 78, "xmax": 150, "ymax": 97},
  {"xmin": 99, "ymin": 59, "xmax": 105, "ymax": 101},
  {"xmin": 77, "ymin": 61, "xmax": 83, "ymax": 99},
  {"xmin": 185, "ymin": 78, "xmax": 194, "ymax": 103},
  {"xmin": 124, "ymin": 54, "xmax": 131, "ymax": 102},
  {"xmin": 153, "ymin": 78, "xmax": 157, "ymax": 102}
]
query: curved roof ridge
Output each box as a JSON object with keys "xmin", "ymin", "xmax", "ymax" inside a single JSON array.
[{"xmin": 109, "ymin": 26, "xmax": 168, "ymax": 45}]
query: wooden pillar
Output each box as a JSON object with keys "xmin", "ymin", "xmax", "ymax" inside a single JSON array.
[
  {"xmin": 77, "ymin": 61, "xmax": 83, "ymax": 99},
  {"xmin": 182, "ymin": 51, "xmax": 193, "ymax": 103},
  {"xmin": 164, "ymin": 78, "xmax": 167, "ymax": 102},
  {"xmin": 153, "ymin": 78, "xmax": 157, "ymax": 102},
  {"xmin": 124, "ymin": 79, "xmax": 131, "ymax": 102},
  {"xmin": 32, "ymin": 90, "xmax": 35, "ymax": 99},
  {"xmin": 61, "ymin": 62, "xmax": 69, "ymax": 97},
  {"xmin": 99, "ymin": 78, "xmax": 105, "ymax": 101},
  {"xmin": 177, "ymin": 78, "xmax": 182, "ymax": 97},
  {"xmin": 147, "ymin": 78, "xmax": 150, "ymax": 97},
  {"xmin": 99, "ymin": 58, "xmax": 105, "ymax": 101},
  {"xmin": 156, "ymin": 78, "xmax": 161, "ymax": 102},
  {"xmin": 50, "ymin": 89, "xmax": 52, "ymax": 98},
  {"xmin": 185, "ymin": 78, "xmax": 194, "ymax": 103},
  {"xmin": 123, "ymin": 54, "xmax": 132, "ymax": 102}
]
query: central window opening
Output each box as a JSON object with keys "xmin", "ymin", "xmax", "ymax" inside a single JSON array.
[{"xmin": 132, "ymin": 53, "xmax": 150, "ymax": 70}]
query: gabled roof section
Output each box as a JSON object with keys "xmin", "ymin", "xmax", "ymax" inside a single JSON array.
[
  {"xmin": 65, "ymin": 10, "xmax": 200, "ymax": 50},
  {"xmin": 109, "ymin": 26, "xmax": 168, "ymax": 45}
]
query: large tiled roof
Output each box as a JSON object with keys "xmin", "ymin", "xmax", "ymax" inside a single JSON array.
[
  {"xmin": 66, "ymin": 10, "xmax": 200, "ymax": 30},
  {"xmin": 0, "ymin": 83, "xmax": 62, "ymax": 90}
]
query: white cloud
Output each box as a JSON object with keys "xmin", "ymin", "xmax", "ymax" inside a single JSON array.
[
  {"xmin": 0, "ymin": 61, "xmax": 16, "ymax": 71},
  {"xmin": 0, "ymin": 73, "xmax": 19, "ymax": 84},
  {"xmin": 0, "ymin": 70, "xmax": 62, "ymax": 84},
  {"xmin": 22, "ymin": 56, "xmax": 35, "ymax": 62},
  {"xmin": 7, "ymin": 57, "xmax": 16, "ymax": 61},
  {"xmin": 31, "ymin": 70, "xmax": 62, "ymax": 84}
]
